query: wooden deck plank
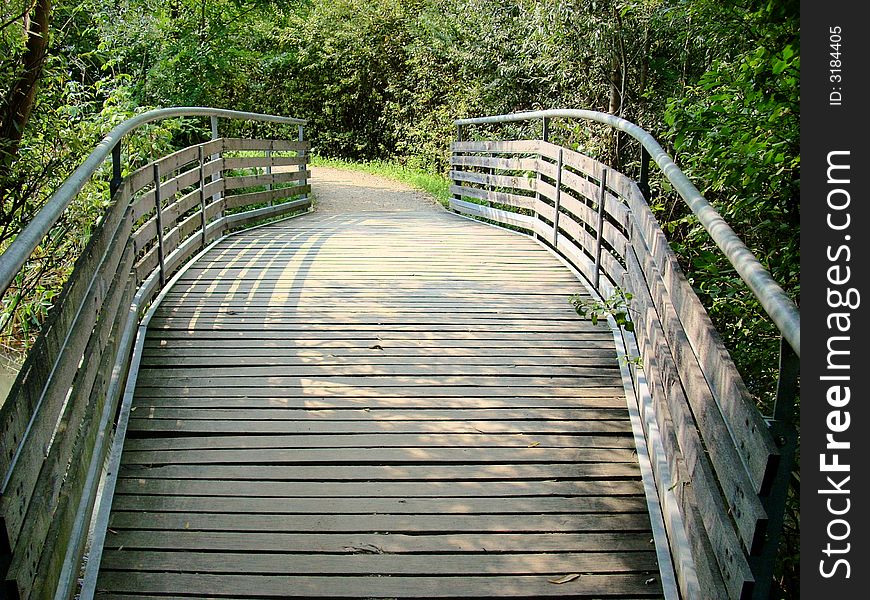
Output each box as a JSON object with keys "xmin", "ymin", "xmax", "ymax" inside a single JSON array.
[
  {"xmin": 126, "ymin": 397, "xmax": 630, "ymax": 409},
  {"xmin": 123, "ymin": 418, "xmax": 631, "ymax": 435},
  {"xmin": 101, "ymin": 530, "xmax": 656, "ymax": 553},
  {"xmin": 113, "ymin": 478, "xmax": 644, "ymax": 497},
  {"xmin": 109, "ymin": 495, "xmax": 648, "ymax": 514},
  {"xmin": 121, "ymin": 432, "xmax": 636, "ymax": 450},
  {"xmin": 96, "ymin": 572, "xmax": 663, "ymax": 598},
  {"xmin": 107, "ymin": 511, "xmax": 652, "ymax": 533},
  {"xmin": 97, "ymin": 209, "xmax": 663, "ymax": 598},
  {"xmin": 119, "ymin": 447, "xmax": 638, "ymax": 465},
  {"xmin": 124, "ymin": 406, "xmax": 627, "ymax": 420},
  {"xmin": 100, "ymin": 550, "xmax": 660, "ymax": 575}
]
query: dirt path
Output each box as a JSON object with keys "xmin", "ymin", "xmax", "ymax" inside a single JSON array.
[{"xmin": 309, "ymin": 166, "xmax": 443, "ymax": 213}]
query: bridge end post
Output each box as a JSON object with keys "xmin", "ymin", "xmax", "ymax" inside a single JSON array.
[
  {"xmin": 110, "ymin": 142, "xmax": 122, "ymax": 199},
  {"xmin": 639, "ymin": 145, "xmax": 651, "ymax": 200}
]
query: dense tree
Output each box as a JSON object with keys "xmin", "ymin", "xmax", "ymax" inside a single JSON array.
[{"xmin": 0, "ymin": 3, "xmax": 799, "ymax": 590}]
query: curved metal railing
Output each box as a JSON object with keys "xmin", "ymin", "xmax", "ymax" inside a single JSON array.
[
  {"xmin": 455, "ymin": 109, "xmax": 799, "ymax": 358},
  {"xmin": 0, "ymin": 108, "xmax": 310, "ymax": 600},
  {"xmin": 451, "ymin": 110, "xmax": 799, "ymax": 600},
  {"xmin": 0, "ymin": 107, "xmax": 305, "ymax": 299}
]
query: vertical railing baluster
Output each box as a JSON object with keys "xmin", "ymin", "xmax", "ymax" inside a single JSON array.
[
  {"xmin": 533, "ymin": 118, "xmax": 549, "ymax": 239},
  {"xmin": 552, "ymin": 148, "xmax": 563, "ymax": 247},
  {"xmin": 210, "ymin": 116, "xmax": 222, "ymax": 216},
  {"xmin": 593, "ymin": 169, "xmax": 608, "ymax": 290},
  {"xmin": 452, "ymin": 125, "xmax": 463, "ymax": 208},
  {"xmin": 751, "ymin": 337, "xmax": 799, "ymax": 599},
  {"xmin": 198, "ymin": 146, "xmax": 207, "ymax": 248},
  {"xmin": 110, "ymin": 142, "xmax": 122, "ymax": 199},
  {"xmin": 298, "ymin": 125, "xmax": 307, "ymax": 202},
  {"xmin": 487, "ymin": 150, "xmax": 494, "ymax": 208},
  {"xmin": 266, "ymin": 142, "xmax": 273, "ymax": 204},
  {"xmin": 639, "ymin": 145, "xmax": 651, "ymax": 200},
  {"xmin": 153, "ymin": 163, "xmax": 166, "ymax": 287}
]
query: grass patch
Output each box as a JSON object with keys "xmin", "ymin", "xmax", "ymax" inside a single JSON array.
[{"xmin": 310, "ymin": 156, "xmax": 450, "ymax": 207}]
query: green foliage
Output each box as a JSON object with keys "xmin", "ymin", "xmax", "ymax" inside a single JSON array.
[
  {"xmin": 570, "ymin": 288, "xmax": 634, "ymax": 332},
  {"xmin": 1, "ymin": 2, "xmax": 800, "ymax": 592},
  {"xmin": 660, "ymin": 1, "xmax": 799, "ymax": 407},
  {"xmin": 310, "ymin": 155, "xmax": 451, "ymax": 206}
]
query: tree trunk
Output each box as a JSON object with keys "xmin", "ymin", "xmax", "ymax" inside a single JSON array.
[
  {"xmin": 608, "ymin": 53, "xmax": 622, "ymax": 168},
  {"xmin": 639, "ymin": 27, "xmax": 650, "ymax": 95},
  {"xmin": 608, "ymin": 54, "xmax": 621, "ymax": 115},
  {"xmin": 0, "ymin": 0, "xmax": 52, "ymax": 162}
]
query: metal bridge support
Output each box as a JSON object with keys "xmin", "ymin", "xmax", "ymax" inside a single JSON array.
[
  {"xmin": 639, "ymin": 146, "xmax": 651, "ymax": 200},
  {"xmin": 751, "ymin": 338, "xmax": 799, "ymax": 599}
]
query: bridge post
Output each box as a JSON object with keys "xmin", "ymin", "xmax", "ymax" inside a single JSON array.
[
  {"xmin": 198, "ymin": 146, "xmax": 207, "ymax": 248},
  {"xmin": 751, "ymin": 337, "xmax": 799, "ymax": 599},
  {"xmin": 110, "ymin": 142, "xmax": 122, "ymax": 199},
  {"xmin": 210, "ymin": 116, "xmax": 223, "ymax": 217},
  {"xmin": 639, "ymin": 146, "xmax": 651, "ymax": 199},
  {"xmin": 593, "ymin": 169, "xmax": 608, "ymax": 290},
  {"xmin": 533, "ymin": 118, "xmax": 549, "ymax": 240},
  {"xmin": 297, "ymin": 125, "xmax": 307, "ymax": 202},
  {"xmin": 153, "ymin": 163, "xmax": 166, "ymax": 287},
  {"xmin": 551, "ymin": 148, "xmax": 563, "ymax": 247},
  {"xmin": 266, "ymin": 141, "xmax": 273, "ymax": 200},
  {"xmin": 452, "ymin": 125, "xmax": 464, "ymax": 209}
]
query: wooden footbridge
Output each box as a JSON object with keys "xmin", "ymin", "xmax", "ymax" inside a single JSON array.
[{"xmin": 0, "ymin": 109, "xmax": 799, "ymax": 600}]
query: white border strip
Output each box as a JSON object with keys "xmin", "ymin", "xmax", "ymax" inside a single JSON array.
[{"xmin": 608, "ymin": 322, "xmax": 683, "ymax": 600}]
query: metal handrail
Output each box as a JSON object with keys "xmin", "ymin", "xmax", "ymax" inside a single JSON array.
[
  {"xmin": 0, "ymin": 107, "xmax": 307, "ymax": 299},
  {"xmin": 455, "ymin": 109, "xmax": 800, "ymax": 357}
]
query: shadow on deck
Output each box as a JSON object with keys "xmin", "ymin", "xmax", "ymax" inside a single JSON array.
[{"xmin": 94, "ymin": 209, "xmax": 668, "ymax": 598}]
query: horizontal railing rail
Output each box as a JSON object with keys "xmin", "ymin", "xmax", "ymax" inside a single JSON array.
[
  {"xmin": 451, "ymin": 110, "xmax": 799, "ymax": 600},
  {"xmin": 0, "ymin": 107, "xmax": 305, "ymax": 300},
  {"xmin": 0, "ymin": 108, "xmax": 310, "ymax": 600},
  {"xmin": 455, "ymin": 109, "xmax": 799, "ymax": 359}
]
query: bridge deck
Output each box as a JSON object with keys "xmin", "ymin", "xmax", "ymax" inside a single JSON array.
[{"xmin": 96, "ymin": 209, "xmax": 665, "ymax": 598}]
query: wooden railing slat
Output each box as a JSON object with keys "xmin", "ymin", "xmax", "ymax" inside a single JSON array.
[
  {"xmin": 155, "ymin": 145, "xmax": 201, "ymax": 176},
  {"xmin": 625, "ymin": 188, "xmax": 777, "ymax": 493},
  {"xmin": 222, "ymin": 138, "xmax": 309, "ymax": 152},
  {"xmin": 6, "ymin": 243, "xmax": 134, "ymax": 599},
  {"xmin": 223, "ymin": 197, "xmax": 312, "ymax": 231},
  {"xmin": 448, "ymin": 185, "xmax": 536, "ymax": 212},
  {"xmin": 450, "ymin": 154, "xmax": 540, "ymax": 172},
  {"xmin": 449, "ymin": 136, "xmax": 783, "ymax": 598},
  {"xmin": 224, "ymin": 185, "xmax": 309, "ymax": 212},
  {"xmin": 223, "ymin": 169, "xmax": 310, "ymax": 192},
  {"xmin": 0, "ymin": 190, "xmax": 132, "ymax": 549},
  {"xmin": 629, "ymin": 229, "xmax": 768, "ymax": 552},
  {"xmin": 451, "ymin": 139, "xmax": 552, "ymax": 157},
  {"xmin": 625, "ymin": 250, "xmax": 751, "ymax": 599},
  {"xmin": 222, "ymin": 156, "xmax": 305, "ymax": 170}
]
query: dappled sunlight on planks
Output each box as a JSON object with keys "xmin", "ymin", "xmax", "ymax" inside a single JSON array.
[{"xmin": 98, "ymin": 209, "xmax": 665, "ymax": 598}]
